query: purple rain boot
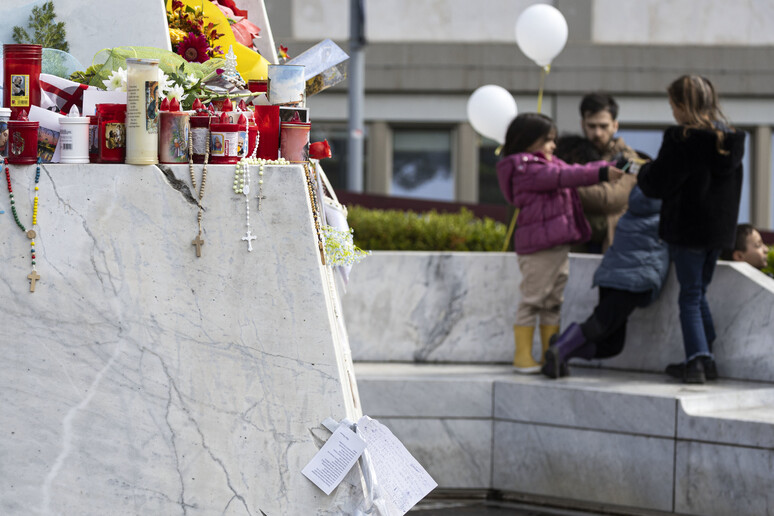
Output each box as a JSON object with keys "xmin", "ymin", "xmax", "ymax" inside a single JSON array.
[{"xmin": 541, "ymin": 323, "xmax": 596, "ymax": 379}]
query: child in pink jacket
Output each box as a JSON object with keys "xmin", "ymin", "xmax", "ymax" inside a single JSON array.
[{"xmin": 497, "ymin": 113, "xmax": 624, "ymax": 373}]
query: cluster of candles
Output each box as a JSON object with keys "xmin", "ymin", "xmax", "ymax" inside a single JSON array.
[{"xmin": 1, "ymin": 49, "xmax": 312, "ymax": 166}]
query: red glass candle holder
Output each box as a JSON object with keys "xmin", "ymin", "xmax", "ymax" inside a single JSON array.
[
  {"xmin": 3, "ymin": 44, "xmax": 42, "ymax": 120},
  {"xmin": 209, "ymin": 119, "xmax": 240, "ymax": 164},
  {"xmin": 7, "ymin": 119, "xmax": 39, "ymax": 164},
  {"xmin": 96, "ymin": 104, "xmax": 126, "ymax": 163},
  {"xmin": 254, "ymin": 105, "xmax": 279, "ymax": 160}
]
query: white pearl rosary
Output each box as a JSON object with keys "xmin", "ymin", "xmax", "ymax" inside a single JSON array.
[{"xmin": 234, "ymin": 134, "xmax": 287, "ymax": 251}]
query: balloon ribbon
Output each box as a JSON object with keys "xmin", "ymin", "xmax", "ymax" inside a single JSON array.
[
  {"xmin": 536, "ymin": 65, "xmax": 550, "ymax": 113},
  {"xmin": 501, "ymin": 208, "xmax": 519, "ymax": 252}
]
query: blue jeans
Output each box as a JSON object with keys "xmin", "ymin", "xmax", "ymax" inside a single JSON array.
[{"xmin": 670, "ymin": 245, "xmax": 721, "ymax": 361}]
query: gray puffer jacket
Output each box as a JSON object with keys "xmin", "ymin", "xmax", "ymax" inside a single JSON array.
[{"xmin": 592, "ymin": 185, "xmax": 669, "ymax": 304}]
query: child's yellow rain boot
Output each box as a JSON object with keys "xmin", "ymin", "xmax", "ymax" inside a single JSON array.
[
  {"xmin": 513, "ymin": 325, "xmax": 540, "ymax": 373},
  {"xmin": 539, "ymin": 324, "xmax": 560, "ymax": 364}
]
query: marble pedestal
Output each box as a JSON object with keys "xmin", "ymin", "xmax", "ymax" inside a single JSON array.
[{"xmin": 0, "ymin": 163, "xmax": 362, "ymax": 515}]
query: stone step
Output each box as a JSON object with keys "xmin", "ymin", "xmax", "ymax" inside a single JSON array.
[{"xmin": 355, "ymin": 362, "xmax": 774, "ymax": 516}]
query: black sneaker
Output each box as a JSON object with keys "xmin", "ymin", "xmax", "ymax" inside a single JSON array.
[
  {"xmin": 665, "ymin": 357, "xmax": 706, "ymax": 384},
  {"xmin": 702, "ymin": 357, "xmax": 718, "ymax": 381}
]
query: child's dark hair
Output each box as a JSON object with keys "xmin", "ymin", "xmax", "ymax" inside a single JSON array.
[
  {"xmin": 501, "ymin": 113, "xmax": 556, "ymax": 157},
  {"xmin": 721, "ymin": 223, "xmax": 755, "ymax": 260},
  {"xmin": 554, "ymin": 134, "xmax": 602, "ymax": 164},
  {"xmin": 580, "ymin": 92, "xmax": 619, "ymax": 120}
]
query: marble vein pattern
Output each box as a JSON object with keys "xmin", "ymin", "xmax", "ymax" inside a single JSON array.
[
  {"xmin": 492, "ymin": 421, "xmax": 674, "ymax": 512},
  {"xmin": 675, "ymin": 441, "xmax": 774, "ymax": 516},
  {"xmin": 0, "ymin": 164, "xmax": 362, "ymax": 515},
  {"xmin": 345, "ymin": 252, "xmax": 774, "ymax": 381}
]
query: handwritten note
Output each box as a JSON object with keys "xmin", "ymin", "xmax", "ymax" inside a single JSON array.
[
  {"xmin": 302, "ymin": 424, "xmax": 366, "ymax": 495},
  {"xmin": 356, "ymin": 416, "xmax": 437, "ymax": 514}
]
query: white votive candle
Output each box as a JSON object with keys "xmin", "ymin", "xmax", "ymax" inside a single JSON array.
[{"xmin": 125, "ymin": 58, "xmax": 160, "ymax": 164}]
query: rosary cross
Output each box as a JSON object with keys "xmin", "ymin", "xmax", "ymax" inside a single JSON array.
[
  {"xmin": 192, "ymin": 233, "xmax": 204, "ymax": 257},
  {"xmin": 27, "ymin": 270, "xmax": 40, "ymax": 292},
  {"xmin": 242, "ymin": 228, "xmax": 257, "ymax": 252}
]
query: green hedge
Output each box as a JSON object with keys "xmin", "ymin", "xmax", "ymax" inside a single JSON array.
[
  {"xmin": 764, "ymin": 247, "xmax": 774, "ymax": 276},
  {"xmin": 348, "ymin": 206, "xmax": 507, "ymax": 251}
]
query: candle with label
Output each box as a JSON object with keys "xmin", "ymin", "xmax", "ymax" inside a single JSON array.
[
  {"xmin": 125, "ymin": 58, "xmax": 159, "ymax": 164},
  {"xmin": 3, "ymin": 44, "xmax": 42, "ymax": 120},
  {"xmin": 58, "ymin": 105, "xmax": 90, "ymax": 164},
  {"xmin": 159, "ymin": 98, "xmax": 189, "ymax": 164}
]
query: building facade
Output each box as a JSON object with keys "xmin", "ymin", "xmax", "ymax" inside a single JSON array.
[{"xmin": 266, "ymin": 0, "xmax": 774, "ymax": 229}]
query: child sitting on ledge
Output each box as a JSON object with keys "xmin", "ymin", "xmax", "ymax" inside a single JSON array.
[{"xmin": 721, "ymin": 224, "xmax": 773, "ymax": 278}]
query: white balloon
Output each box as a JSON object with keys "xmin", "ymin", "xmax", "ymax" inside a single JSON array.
[
  {"xmin": 515, "ymin": 4, "xmax": 568, "ymax": 68},
  {"xmin": 466, "ymin": 85, "xmax": 518, "ymax": 144}
]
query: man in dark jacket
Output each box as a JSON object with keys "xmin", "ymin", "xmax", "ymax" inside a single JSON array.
[{"xmin": 577, "ymin": 93, "xmax": 639, "ymax": 252}]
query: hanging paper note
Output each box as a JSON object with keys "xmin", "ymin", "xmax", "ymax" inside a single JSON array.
[
  {"xmin": 302, "ymin": 424, "xmax": 366, "ymax": 495},
  {"xmin": 356, "ymin": 416, "xmax": 437, "ymax": 514}
]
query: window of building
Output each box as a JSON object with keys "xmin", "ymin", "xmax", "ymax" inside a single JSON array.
[
  {"xmin": 391, "ymin": 129, "xmax": 453, "ymax": 200},
  {"xmin": 619, "ymin": 128, "xmax": 752, "ymax": 223},
  {"xmin": 310, "ymin": 123, "xmax": 357, "ymax": 191},
  {"xmin": 478, "ymin": 136, "xmax": 507, "ymax": 205},
  {"xmin": 616, "ymin": 129, "xmax": 663, "ymax": 160}
]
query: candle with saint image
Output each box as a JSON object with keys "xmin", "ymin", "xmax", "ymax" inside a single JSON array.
[{"xmin": 125, "ymin": 58, "xmax": 160, "ymax": 164}]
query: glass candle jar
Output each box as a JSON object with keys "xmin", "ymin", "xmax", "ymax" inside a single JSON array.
[
  {"xmin": 96, "ymin": 103, "xmax": 127, "ymax": 163},
  {"xmin": 125, "ymin": 58, "xmax": 159, "ymax": 165},
  {"xmin": 209, "ymin": 114, "xmax": 240, "ymax": 165},
  {"xmin": 159, "ymin": 111, "xmax": 190, "ymax": 164},
  {"xmin": 279, "ymin": 121, "xmax": 311, "ymax": 163},
  {"xmin": 7, "ymin": 117, "xmax": 39, "ymax": 164},
  {"xmin": 190, "ymin": 113, "xmax": 211, "ymax": 163},
  {"xmin": 3, "ymin": 44, "xmax": 42, "ymax": 120}
]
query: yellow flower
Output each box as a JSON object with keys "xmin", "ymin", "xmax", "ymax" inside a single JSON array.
[{"xmin": 169, "ymin": 28, "xmax": 187, "ymax": 45}]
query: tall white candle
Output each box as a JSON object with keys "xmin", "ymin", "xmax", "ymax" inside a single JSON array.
[{"xmin": 125, "ymin": 58, "xmax": 160, "ymax": 164}]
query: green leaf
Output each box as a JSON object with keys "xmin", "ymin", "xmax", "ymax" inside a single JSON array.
[{"xmin": 11, "ymin": 1, "xmax": 69, "ymax": 51}]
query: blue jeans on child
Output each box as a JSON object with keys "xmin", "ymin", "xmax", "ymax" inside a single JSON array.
[{"xmin": 670, "ymin": 245, "xmax": 721, "ymax": 361}]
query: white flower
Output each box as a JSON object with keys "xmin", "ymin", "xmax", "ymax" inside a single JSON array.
[
  {"xmin": 102, "ymin": 67, "xmax": 127, "ymax": 91},
  {"xmin": 157, "ymin": 69, "xmax": 173, "ymax": 96},
  {"xmin": 166, "ymin": 84, "xmax": 188, "ymax": 103},
  {"xmin": 184, "ymin": 73, "xmax": 200, "ymax": 88}
]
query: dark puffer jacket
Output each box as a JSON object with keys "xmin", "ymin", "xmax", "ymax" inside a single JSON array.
[
  {"xmin": 637, "ymin": 125, "xmax": 746, "ymax": 249},
  {"xmin": 593, "ymin": 186, "xmax": 669, "ymax": 304}
]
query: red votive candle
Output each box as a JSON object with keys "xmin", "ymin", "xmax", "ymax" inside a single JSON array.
[
  {"xmin": 96, "ymin": 104, "xmax": 126, "ymax": 163},
  {"xmin": 209, "ymin": 112, "xmax": 240, "ymax": 164},
  {"xmin": 3, "ymin": 44, "xmax": 42, "ymax": 120},
  {"xmin": 7, "ymin": 110, "xmax": 39, "ymax": 164}
]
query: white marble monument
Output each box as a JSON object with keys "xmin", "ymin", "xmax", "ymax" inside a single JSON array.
[{"xmin": 0, "ymin": 163, "xmax": 364, "ymax": 515}]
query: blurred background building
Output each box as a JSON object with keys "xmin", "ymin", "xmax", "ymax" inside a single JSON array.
[{"xmin": 266, "ymin": 0, "xmax": 774, "ymax": 230}]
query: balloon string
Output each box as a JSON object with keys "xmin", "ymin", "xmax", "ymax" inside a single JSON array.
[
  {"xmin": 536, "ymin": 65, "xmax": 550, "ymax": 113},
  {"xmin": 501, "ymin": 209, "xmax": 519, "ymax": 252}
]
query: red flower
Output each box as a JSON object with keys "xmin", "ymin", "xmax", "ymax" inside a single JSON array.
[
  {"xmin": 178, "ymin": 33, "xmax": 211, "ymax": 63},
  {"xmin": 278, "ymin": 45, "xmax": 289, "ymax": 60},
  {"xmin": 310, "ymin": 140, "xmax": 332, "ymax": 160},
  {"xmin": 172, "ymin": 0, "xmax": 183, "ymax": 10}
]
